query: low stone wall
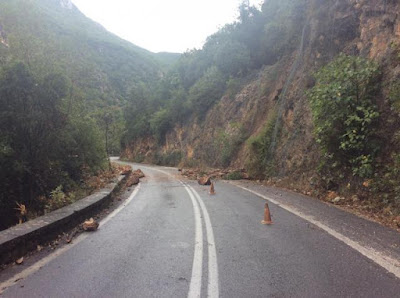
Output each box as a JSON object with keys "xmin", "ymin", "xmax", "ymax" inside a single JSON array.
[{"xmin": 0, "ymin": 174, "xmax": 129, "ymax": 265}]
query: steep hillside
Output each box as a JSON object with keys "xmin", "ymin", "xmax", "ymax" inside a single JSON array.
[
  {"xmin": 0, "ymin": 0, "xmax": 166, "ymax": 103},
  {"xmin": 122, "ymin": 0, "xmax": 400, "ymax": 223},
  {"xmin": 0, "ymin": 0, "xmax": 177, "ymax": 230}
]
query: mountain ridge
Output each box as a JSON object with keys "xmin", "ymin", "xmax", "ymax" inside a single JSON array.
[{"xmin": 0, "ymin": 0, "xmax": 181, "ymax": 103}]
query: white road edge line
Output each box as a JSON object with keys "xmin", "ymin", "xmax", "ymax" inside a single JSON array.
[
  {"xmin": 188, "ymin": 185, "xmax": 219, "ymax": 298},
  {"xmin": 0, "ymin": 183, "xmax": 141, "ymax": 295},
  {"xmin": 182, "ymin": 182, "xmax": 204, "ymax": 298},
  {"xmin": 100, "ymin": 183, "xmax": 141, "ymax": 227},
  {"xmin": 232, "ymin": 182, "xmax": 400, "ymax": 280}
]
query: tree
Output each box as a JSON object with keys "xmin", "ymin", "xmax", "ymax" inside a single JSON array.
[
  {"xmin": 0, "ymin": 63, "xmax": 68, "ymax": 201},
  {"xmin": 150, "ymin": 109, "xmax": 173, "ymax": 144},
  {"xmin": 308, "ymin": 54, "xmax": 381, "ymax": 178},
  {"xmin": 213, "ymin": 40, "xmax": 250, "ymax": 76},
  {"xmin": 0, "ymin": 62, "xmax": 107, "ymax": 229},
  {"xmin": 188, "ymin": 66, "xmax": 226, "ymax": 118}
]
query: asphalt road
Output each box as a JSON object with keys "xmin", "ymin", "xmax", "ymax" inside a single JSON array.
[{"xmin": 1, "ymin": 162, "xmax": 400, "ymax": 297}]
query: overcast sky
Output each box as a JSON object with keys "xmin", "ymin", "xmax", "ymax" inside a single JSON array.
[{"xmin": 71, "ymin": 0, "xmax": 261, "ymax": 53}]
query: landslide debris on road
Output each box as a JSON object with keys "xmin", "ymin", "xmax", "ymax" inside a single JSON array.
[
  {"xmin": 181, "ymin": 168, "xmax": 249, "ymax": 181},
  {"xmin": 125, "ymin": 167, "xmax": 145, "ymax": 187},
  {"xmin": 82, "ymin": 218, "xmax": 99, "ymax": 231},
  {"xmin": 198, "ymin": 176, "xmax": 211, "ymax": 185}
]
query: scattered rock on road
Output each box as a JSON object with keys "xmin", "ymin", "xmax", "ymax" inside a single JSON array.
[
  {"xmin": 120, "ymin": 165, "xmax": 132, "ymax": 175},
  {"xmin": 126, "ymin": 175, "xmax": 140, "ymax": 187},
  {"xmin": 198, "ymin": 176, "xmax": 211, "ymax": 185},
  {"xmin": 133, "ymin": 169, "xmax": 145, "ymax": 178},
  {"xmin": 82, "ymin": 218, "xmax": 99, "ymax": 231},
  {"xmin": 181, "ymin": 167, "xmax": 249, "ymax": 181}
]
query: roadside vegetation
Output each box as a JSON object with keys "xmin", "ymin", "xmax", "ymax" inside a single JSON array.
[
  {"xmin": 121, "ymin": 0, "xmax": 306, "ymax": 150},
  {"xmin": 308, "ymin": 54, "xmax": 381, "ymax": 182},
  {"xmin": 0, "ymin": 61, "xmax": 113, "ymax": 230},
  {"xmin": 0, "ymin": 0, "xmax": 177, "ymax": 230},
  {"xmin": 2, "ymin": 0, "xmax": 400, "ymax": 231},
  {"xmin": 246, "ymin": 113, "xmax": 278, "ymax": 178}
]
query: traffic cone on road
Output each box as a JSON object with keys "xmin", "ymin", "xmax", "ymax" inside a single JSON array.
[
  {"xmin": 261, "ymin": 202, "xmax": 273, "ymax": 225},
  {"xmin": 209, "ymin": 182, "xmax": 216, "ymax": 195}
]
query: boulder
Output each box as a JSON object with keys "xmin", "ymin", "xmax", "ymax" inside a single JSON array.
[
  {"xmin": 133, "ymin": 169, "xmax": 145, "ymax": 178},
  {"xmin": 332, "ymin": 196, "xmax": 345, "ymax": 204},
  {"xmin": 120, "ymin": 165, "xmax": 132, "ymax": 175},
  {"xmin": 82, "ymin": 218, "xmax": 99, "ymax": 231},
  {"xmin": 198, "ymin": 176, "xmax": 211, "ymax": 185},
  {"xmin": 326, "ymin": 191, "xmax": 338, "ymax": 201},
  {"xmin": 126, "ymin": 175, "xmax": 140, "ymax": 187}
]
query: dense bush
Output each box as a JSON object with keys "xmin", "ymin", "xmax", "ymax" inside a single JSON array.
[
  {"xmin": 153, "ymin": 150, "xmax": 183, "ymax": 166},
  {"xmin": 188, "ymin": 66, "xmax": 226, "ymax": 118},
  {"xmin": 389, "ymin": 80, "xmax": 400, "ymax": 114},
  {"xmin": 372, "ymin": 153, "xmax": 400, "ymax": 210},
  {"xmin": 213, "ymin": 124, "xmax": 247, "ymax": 168},
  {"xmin": 150, "ymin": 109, "xmax": 173, "ymax": 144},
  {"xmin": 0, "ymin": 62, "xmax": 106, "ymax": 229},
  {"xmin": 308, "ymin": 54, "xmax": 381, "ymax": 179}
]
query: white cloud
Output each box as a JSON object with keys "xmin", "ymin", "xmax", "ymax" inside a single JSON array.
[{"xmin": 71, "ymin": 0, "xmax": 261, "ymax": 53}]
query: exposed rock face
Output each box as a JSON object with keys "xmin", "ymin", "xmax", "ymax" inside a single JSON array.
[{"xmin": 123, "ymin": 0, "xmax": 400, "ymax": 190}]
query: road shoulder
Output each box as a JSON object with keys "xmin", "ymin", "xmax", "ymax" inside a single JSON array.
[{"xmin": 227, "ymin": 179, "xmax": 400, "ymax": 278}]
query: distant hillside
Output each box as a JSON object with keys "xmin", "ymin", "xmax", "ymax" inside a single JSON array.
[
  {"xmin": 155, "ymin": 52, "xmax": 181, "ymax": 67},
  {"xmin": 0, "ymin": 0, "xmax": 168, "ymax": 104}
]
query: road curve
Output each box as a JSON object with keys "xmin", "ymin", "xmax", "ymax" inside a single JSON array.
[{"xmin": 1, "ymin": 162, "xmax": 400, "ymax": 297}]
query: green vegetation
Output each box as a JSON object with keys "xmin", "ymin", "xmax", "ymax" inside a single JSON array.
[
  {"xmin": 6, "ymin": 0, "xmax": 398, "ymax": 227},
  {"xmin": 246, "ymin": 113, "xmax": 278, "ymax": 178},
  {"xmin": 213, "ymin": 123, "xmax": 247, "ymax": 168},
  {"xmin": 372, "ymin": 154, "xmax": 400, "ymax": 210},
  {"xmin": 371, "ymin": 79, "xmax": 400, "ymax": 210},
  {"xmin": 308, "ymin": 54, "xmax": 381, "ymax": 180},
  {"xmin": 153, "ymin": 150, "xmax": 183, "ymax": 167},
  {"xmin": 225, "ymin": 171, "xmax": 243, "ymax": 180},
  {"xmin": 389, "ymin": 80, "xmax": 400, "ymax": 114},
  {"xmin": 188, "ymin": 66, "xmax": 226, "ymax": 118},
  {"xmin": 0, "ymin": 0, "xmax": 179, "ymax": 229},
  {"xmin": 122, "ymin": 0, "xmax": 307, "ymax": 149},
  {"xmin": 0, "ymin": 62, "xmax": 106, "ymax": 229},
  {"xmin": 44, "ymin": 185, "xmax": 75, "ymax": 213},
  {"xmin": 0, "ymin": 0, "xmax": 178, "ymax": 155}
]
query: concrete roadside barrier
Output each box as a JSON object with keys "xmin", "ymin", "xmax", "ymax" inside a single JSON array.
[{"xmin": 0, "ymin": 174, "xmax": 130, "ymax": 265}]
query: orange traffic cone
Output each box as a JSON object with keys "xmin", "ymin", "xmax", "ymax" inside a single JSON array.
[
  {"xmin": 261, "ymin": 202, "xmax": 273, "ymax": 225},
  {"xmin": 209, "ymin": 182, "xmax": 216, "ymax": 195}
]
